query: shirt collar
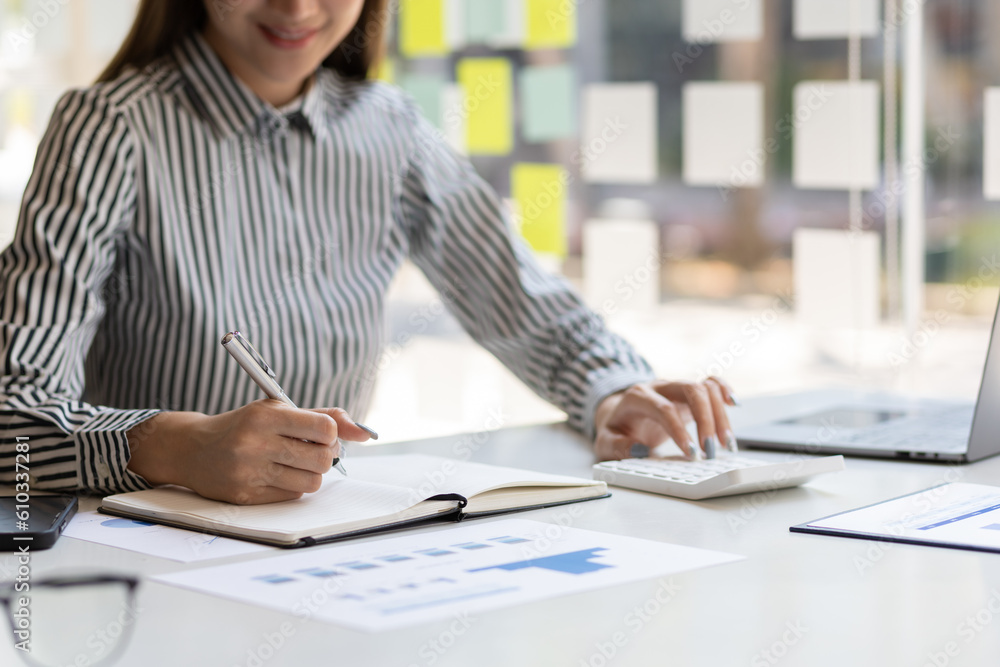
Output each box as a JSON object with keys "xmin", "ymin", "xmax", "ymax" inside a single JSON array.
[{"xmin": 173, "ymin": 33, "xmax": 333, "ymax": 142}]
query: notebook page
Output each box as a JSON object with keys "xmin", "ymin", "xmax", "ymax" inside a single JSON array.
[
  {"xmin": 103, "ymin": 475, "xmax": 427, "ymax": 535},
  {"xmin": 347, "ymin": 454, "xmax": 602, "ymax": 500}
]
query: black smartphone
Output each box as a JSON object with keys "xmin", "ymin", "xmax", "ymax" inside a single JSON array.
[{"xmin": 0, "ymin": 495, "xmax": 78, "ymax": 551}]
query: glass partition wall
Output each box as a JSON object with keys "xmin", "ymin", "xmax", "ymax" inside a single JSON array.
[{"xmin": 1, "ymin": 1, "xmax": 996, "ymax": 440}]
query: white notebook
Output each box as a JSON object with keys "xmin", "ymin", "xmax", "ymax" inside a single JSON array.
[{"xmin": 100, "ymin": 454, "xmax": 609, "ymax": 547}]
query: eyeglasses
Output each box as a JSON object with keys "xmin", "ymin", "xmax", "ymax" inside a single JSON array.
[{"xmin": 0, "ymin": 574, "xmax": 141, "ymax": 667}]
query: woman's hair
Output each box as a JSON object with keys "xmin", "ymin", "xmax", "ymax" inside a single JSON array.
[{"xmin": 97, "ymin": 0, "xmax": 389, "ymax": 83}]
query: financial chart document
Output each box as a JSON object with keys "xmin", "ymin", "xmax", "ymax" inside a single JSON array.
[
  {"xmin": 154, "ymin": 519, "xmax": 741, "ymax": 631},
  {"xmin": 801, "ymin": 483, "xmax": 1000, "ymax": 552}
]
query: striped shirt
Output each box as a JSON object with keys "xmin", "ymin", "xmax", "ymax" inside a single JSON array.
[{"xmin": 0, "ymin": 34, "xmax": 654, "ymax": 494}]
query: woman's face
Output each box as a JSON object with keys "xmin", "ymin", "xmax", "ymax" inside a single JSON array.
[{"xmin": 203, "ymin": 0, "xmax": 366, "ymax": 106}]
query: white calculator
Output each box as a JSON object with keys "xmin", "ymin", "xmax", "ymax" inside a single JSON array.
[{"xmin": 592, "ymin": 455, "xmax": 845, "ymax": 500}]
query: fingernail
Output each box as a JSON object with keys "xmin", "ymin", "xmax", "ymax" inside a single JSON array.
[
  {"xmin": 354, "ymin": 421, "xmax": 379, "ymax": 440},
  {"xmin": 728, "ymin": 393, "xmax": 742, "ymax": 407},
  {"xmin": 629, "ymin": 442, "xmax": 649, "ymax": 458},
  {"xmin": 726, "ymin": 431, "xmax": 740, "ymax": 454},
  {"xmin": 704, "ymin": 436, "xmax": 718, "ymax": 460},
  {"xmin": 688, "ymin": 441, "xmax": 703, "ymax": 461}
]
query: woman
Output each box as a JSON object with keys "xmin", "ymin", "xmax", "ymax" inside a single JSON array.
[{"xmin": 0, "ymin": 0, "xmax": 736, "ymax": 505}]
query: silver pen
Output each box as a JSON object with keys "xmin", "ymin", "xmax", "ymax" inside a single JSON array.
[{"xmin": 221, "ymin": 331, "xmax": 377, "ymax": 475}]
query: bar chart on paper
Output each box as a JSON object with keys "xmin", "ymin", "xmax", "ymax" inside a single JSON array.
[
  {"xmin": 469, "ymin": 547, "xmax": 614, "ymax": 575},
  {"xmin": 153, "ymin": 519, "xmax": 741, "ymax": 631},
  {"xmin": 63, "ymin": 511, "xmax": 272, "ymax": 562}
]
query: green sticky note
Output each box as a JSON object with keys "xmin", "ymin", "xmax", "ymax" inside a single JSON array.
[
  {"xmin": 519, "ymin": 64, "xmax": 576, "ymax": 143},
  {"xmin": 466, "ymin": 0, "xmax": 508, "ymax": 44},
  {"xmin": 400, "ymin": 74, "xmax": 446, "ymax": 129}
]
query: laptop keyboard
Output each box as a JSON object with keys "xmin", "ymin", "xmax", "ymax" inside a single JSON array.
[{"xmin": 841, "ymin": 406, "xmax": 974, "ymax": 453}]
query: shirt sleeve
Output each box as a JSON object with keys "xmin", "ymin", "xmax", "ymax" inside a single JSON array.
[
  {"xmin": 0, "ymin": 88, "xmax": 159, "ymax": 494},
  {"xmin": 395, "ymin": 109, "xmax": 656, "ymax": 438}
]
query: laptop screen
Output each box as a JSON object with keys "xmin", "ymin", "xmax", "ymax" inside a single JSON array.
[{"xmin": 967, "ymin": 287, "xmax": 1000, "ymax": 461}]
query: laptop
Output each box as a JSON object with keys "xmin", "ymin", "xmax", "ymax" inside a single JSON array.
[{"xmin": 734, "ymin": 293, "xmax": 1000, "ymax": 464}]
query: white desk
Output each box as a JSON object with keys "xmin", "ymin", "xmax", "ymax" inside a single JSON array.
[{"xmin": 4, "ymin": 393, "xmax": 1000, "ymax": 667}]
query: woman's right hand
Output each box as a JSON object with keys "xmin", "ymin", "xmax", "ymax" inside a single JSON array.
[{"xmin": 126, "ymin": 400, "xmax": 371, "ymax": 504}]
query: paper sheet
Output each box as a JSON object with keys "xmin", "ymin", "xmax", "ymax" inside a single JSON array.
[
  {"xmin": 63, "ymin": 511, "xmax": 272, "ymax": 563},
  {"xmin": 799, "ymin": 483, "xmax": 1000, "ymax": 553},
  {"xmin": 446, "ymin": 0, "xmax": 467, "ymax": 50},
  {"xmin": 581, "ymin": 83, "xmax": 658, "ymax": 184},
  {"xmin": 349, "ymin": 454, "xmax": 602, "ymax": 499},
  {"xmin": 583, "ymin": 218, "xmax": 659, "ymax": 313},
  {"xmin": 793, "ymin": 228, "xmax": 880, "ymax": 330},
  {"xmin": 793, "ymin": 0, "xmax": 881, "ymax": 40},
  {"xmin": 154, "ymin": 519, "xmax": 741, "ymax": 632},
  {"xmin": 457, "ymin": 58, "xmax": 513, "ymax": 155},
  {"xmin": 441, "ymin": 84, "xmax": 467, "ymax": 155},
  {"xmin": 28, "ymin": 0, "xmax": 70, "ymax": 57},
  {"xmin": 520, "ymin": 64, "xmax": 577, "ymax": 143},
  {"xmin": 792, "ymin": 81, "xmax": 880, "ymax": 190},
  {"xmin": 683, "ymin": 82, "xmax": 764, "ymax": 187},
  {"xmin": 683, "ymin": 0, "xmax": 763, "ymax": 43},
  {"xmin": 511, "ymin": 163, "xmax": 568, "ymax": 257},
  {"xmin": 88, "ymin": 0, "xmax": 139, "ymax": 55},
  {"xmin": 103, "ymin": 474, "xmax": 428, "ymax": 537}
]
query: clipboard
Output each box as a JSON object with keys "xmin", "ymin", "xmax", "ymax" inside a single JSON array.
[{"xmin": 790, "ymin": 482, "xmax": 1000, "ymax": 555}]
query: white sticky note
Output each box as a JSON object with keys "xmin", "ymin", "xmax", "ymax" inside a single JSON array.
[
  {"xmin": 497, "ymin": 0, "xmax": 525, "ymax": 47},
  {"xmin": 794, "ymin": 228, "xmax": 880, "ymax": 330},
  {"xmin": 88, "ymin": 0, "xmax": 139, "ymax": 54},
  {"xmin": 581, "ymin": 83, "xmax": 657, "ymax": 184},
  {"xmin": 793, "ymin": 81, "xmax": 880, "ymax": 190},
  {"xmin": 446, "ymin": 0, "xmax": 467, "ymax": 50},
  {"xmin": 583, "ymin": 219, "xmax": 660, "ymax": 315},
  {"xmin": 794, "ymin": 0, "xmax": 881, "ymax": 40},
  {"xmin": 27, "ymin": 0, "xmax": 71, "ymax": 57},
  {"xmin": 984, "ymin": 88, "xmax": 1000, "ymax": 200},
  {"xmin": 441, "ymin": 84, "xmax": 467, "ymax": 155},
  {"xmin": 0, "ymin": 202, "xmax": 19, "ymax": 249},
  {"xmin": 683, "ymin": 0, "xmax": 763, "ymax": 43},
  {"xmin": 683, "ymin": 82, "xmax": 764, "ymax": 188}
]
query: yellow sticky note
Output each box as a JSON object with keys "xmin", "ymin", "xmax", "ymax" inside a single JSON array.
[
  {"xmin": 373, "ymin": 57, "xmax": 395, "ymax": 84},
  {"xmin": 511, "ymin": 163, "xmax": 568, "ymax": 257},
  {"xmin": 456, "ymin": 58, "xmax": 513, "ymax": 155},
  {"xmin": 9, "ymin": 89, "xmax": 33, "ymax": 128},
  {"xmin": 525, "ymin": 0, "xmax": 576, "ymax": 49},
  {"xmin": 400, "ymin": 0, "xmax": 448, "ymax": 57}
]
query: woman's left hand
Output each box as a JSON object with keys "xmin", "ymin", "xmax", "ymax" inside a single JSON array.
[{"xmin": 593, "ymin": 378, "xmax": 739, "ymax": 461}]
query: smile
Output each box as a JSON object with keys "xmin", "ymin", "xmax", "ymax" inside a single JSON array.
[{"xmin": 258, "ymin": 24, "xmax": 320, "ymax": 49}]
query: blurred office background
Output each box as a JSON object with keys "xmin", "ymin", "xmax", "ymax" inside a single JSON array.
[{"xmin": 1, "ymin": 0, "xmax": 999, "ymax": 442}]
